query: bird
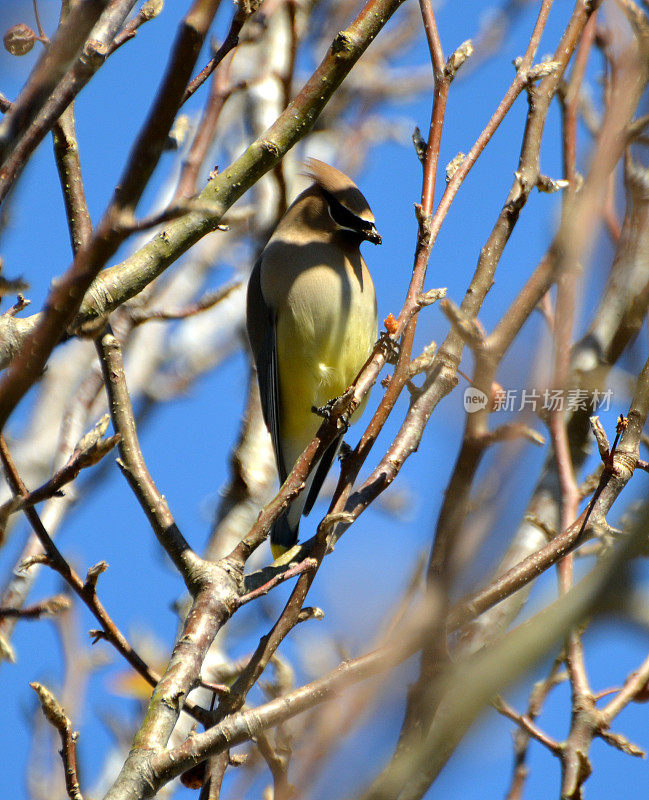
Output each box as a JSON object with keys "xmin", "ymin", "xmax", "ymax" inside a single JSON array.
[{"xmin": 246, "ymin": 159, "xmax": 381, "ymax": 559}]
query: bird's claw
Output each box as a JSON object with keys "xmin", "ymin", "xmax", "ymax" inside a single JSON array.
[
  {"xmin": 312, "ymin": 393, "xmax": 351, "ymax": 430},
  {"xmin": 379, "ymin": 331, "xmax": 401, "ymax": 365}
]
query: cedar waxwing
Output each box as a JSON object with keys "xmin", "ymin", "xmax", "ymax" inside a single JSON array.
[{"xmin": 246, "ymin": 159, "xmax": 381, "ymax": 558}]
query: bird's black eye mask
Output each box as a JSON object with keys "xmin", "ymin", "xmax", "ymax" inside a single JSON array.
[{"xmin": 322, "ymin": 188, "xmax": 375, "ymax": 237}]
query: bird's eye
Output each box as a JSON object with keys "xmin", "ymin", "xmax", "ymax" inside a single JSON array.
[{"xmin": 324, "ymin": 191, "xmax": 373, "ymax": 235}]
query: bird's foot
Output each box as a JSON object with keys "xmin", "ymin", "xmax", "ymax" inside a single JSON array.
[
  {"xmin": 312, "ymin": 390, "xmax": 352, "ymax": 430},
  {"xmin": 379, "ymin": 330, "xmax": 401, "ymax": 365}
]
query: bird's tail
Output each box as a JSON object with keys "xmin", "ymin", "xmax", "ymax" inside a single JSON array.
[
  {"xmin": 269, "ymin": 437, "xmax": 343, "ymax": 560},
  {"xmin": 270, "ymin": 511, "xmax": 300, "ymax": 560}
]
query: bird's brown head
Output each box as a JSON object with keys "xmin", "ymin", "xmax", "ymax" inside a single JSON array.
[{"xmin": 303, "ymin": 158, "xmax": 382, "ymax": 245}]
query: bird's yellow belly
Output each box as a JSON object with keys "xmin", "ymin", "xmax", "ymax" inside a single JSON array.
[{"xmin": 276, "ymin": 264, "xmax": 377, "ymax": 466}]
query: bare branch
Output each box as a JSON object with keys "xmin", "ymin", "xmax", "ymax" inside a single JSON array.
[{"xmin": 30, "ymin": 682, "xmax": 84, "ymax": 800}]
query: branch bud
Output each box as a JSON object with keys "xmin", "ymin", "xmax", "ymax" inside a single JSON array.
[
  {"xmin": 446, "ymin": 152, "xmax": 465, "ymax": 183},
  {"xmin": 445, "ymin": 39, "xmax": 473, "ymax": 80},
  {"xmin": 141, "ymin": 0, "xmax": 164, "ymax": 20}
]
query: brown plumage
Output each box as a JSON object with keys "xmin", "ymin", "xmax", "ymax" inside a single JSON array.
[{"xmin": 246, "ymin": 160, "xmax": 380, "ymax": 556}]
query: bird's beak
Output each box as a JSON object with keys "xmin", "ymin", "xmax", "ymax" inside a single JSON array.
[{"xmin": 365, "ymin": 225, "xmax": 382, "ymax": 245}]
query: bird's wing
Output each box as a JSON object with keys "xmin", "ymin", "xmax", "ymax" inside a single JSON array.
[{"xmin": 246, "ymin": 255, "xmax": 286, "ymax": 482}]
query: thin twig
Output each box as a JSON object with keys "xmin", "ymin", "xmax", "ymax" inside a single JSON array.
[
  {"xmin": 237, "ymin": 557, "xmax": 318, "ymax": 607},
  {"xmin": 129, "ymin": 281, "xmax": 241, "ymax": 327},
  {"xmin": 105, "ymin": 0, "xmax": 164, "ymax": 56},
  {"xmin": 30, "ymin": 682, "xmax": 84, "ymax": 800},
  {"xmin": 175, "ymin": 57, "xmax": 239, "ymax": 200},
  {"xmin": 182, "ymin": 1, "xmax": 260, "ymax": 104},
  {"xmin": 0, "ymin": 594, "xmax": 71, "ymax": 619},
  {"xmin": 0, "ymin": 416, "xmax": 119, "ymax": 524},
  {"xmin": 492, "ymin": 695, "xmax": 561, "ymax": 754}
]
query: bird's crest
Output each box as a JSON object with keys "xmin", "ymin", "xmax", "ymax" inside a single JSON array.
[{"xmin": 303, "ymin": 158, "xmax": 374, "ymax": 222}]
